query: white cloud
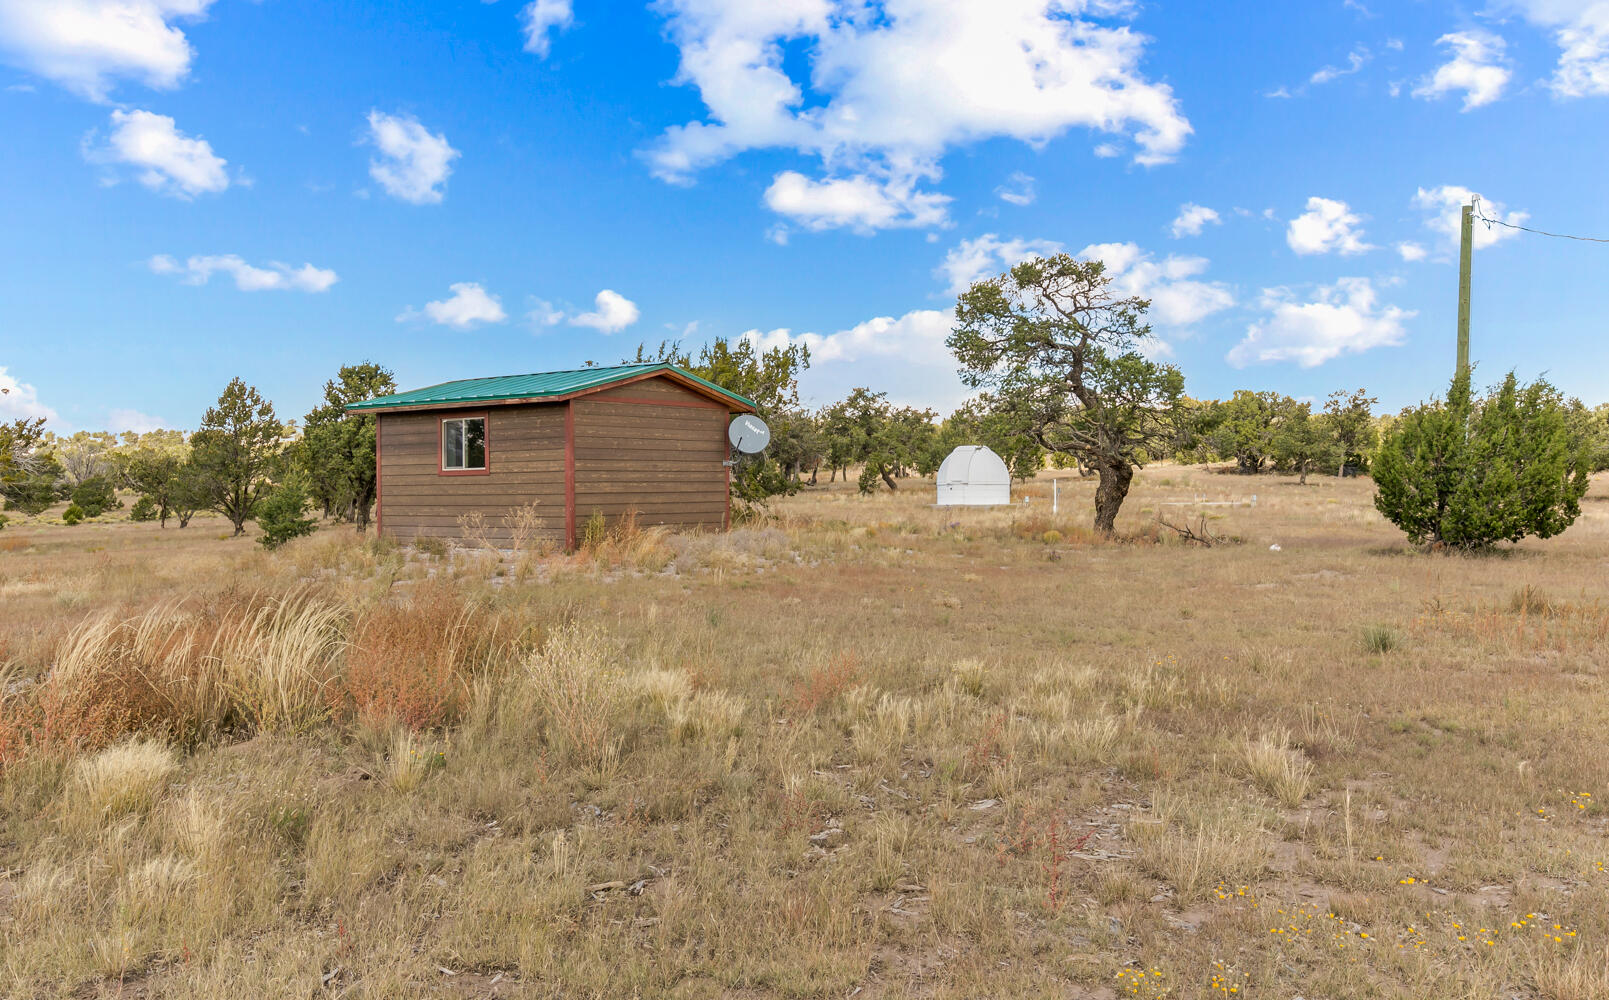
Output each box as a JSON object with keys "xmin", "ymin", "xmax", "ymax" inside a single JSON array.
[
  {"xmin": 1170, "ymin": 202, "xmax": 1221, "ymax": 238},
  {"xmin": 1076, "ymin": 242, "xmax": 1235, "ymax": 328},
  {"xmin": 1396, "ymin": 241, "xmax": 1428, "ymax": 261},
  {"xmin": 520, "ymin": 0, "xmax": 573, "ymax": 56},
  {"xmin": 1413, "ymin": 185, "xmax": 1527, "ymax": 250},
  {"xmin": 647, "ymin": 0, "xmax": 1191, "ymax": 231},
  {"xmin": 87, "ymin": 109, "xmax": 228, "ymax": 198},
  {"xmin": 936, "ymin": 235, "xmax": 1233, "ymax": 329},
  {"xmin": 1229, "ymin": 277, "xmax": 1412, "ymax": 368},
  {"xmin": 526, "ymin": 298, "xmax": 565, "ymax": 327},
  {"xmin": 1311, "ymin": 46, "xmax": 1370, "ymax": 84},
  {"xmin": 1286, "ymin": 196, "xmax": 1373, "ymax": 255},
  {"xmin": 0, "ymin": 0, "xmax": 215, "ymax": 101},
  {"xmin": 0, "ymin": 366, "xmax": 57, "ymax": 423},
  {"xmin": 569, "ymin": 289, "xmax": 640, "ymax": 333},
  {"xmin": 743, "ymin": 309, "xmax": 954, "ymax": 367},
  {"xmin": 148, "ymin": 254, "xmax": 337, "ymax": 292},
  {"xmin": 1412, "ymin": 31, "xmax": 1511, "ymax": 110},
  {"xmin": 763, "ymin": 171, "xmax": 951, "ymax": 232},
  {"xmin": 937, "ymin": 234, "xmax": 1063, "ymax": 297},
  {"xmin": 1506, "ymin": 0, "xmax": 1609, "ymax": 97},
  {"xmin": 400, "ymin": 283, "xmax": 507, "ymax": 329},
  {"xmin": 996, "ymin": 171, "xmax": 1035, "ymax": 207},
  {"xmin": 365, "ymin": 110, "xmax": 460, "ymax": 205},
  {"xmin": 107, "ymin": 408, "xmax": 168, "ymax": 433}
]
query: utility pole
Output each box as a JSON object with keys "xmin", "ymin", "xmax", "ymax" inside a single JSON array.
[{"xmin": 1456, "ymin": 203, "xmax": 1473, "ymax": 377}]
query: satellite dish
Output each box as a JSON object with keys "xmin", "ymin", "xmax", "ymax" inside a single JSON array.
[{"xmin": 728, "ymin": 414, "xmax": 771, "ymax": 454}]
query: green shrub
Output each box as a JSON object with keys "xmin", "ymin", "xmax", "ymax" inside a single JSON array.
[
  {"xmin": 129, "ymin": 495, "xmax": 159, "ymax": 522},
  {"xmin": 254, "ymin": 475, "xmax": 317, "ymax": 550},
  {"xmin": 62, "ymin": 504, "xmax": 85, "ymax": 525},
  {"xmin": 0, "ymin": 512, "xmax": 8, "ymax": 530},
  {"xmin": 1373, "ymin": 371, "xmax": 1591, "ymax": 549},
  {"xmin": 1360, "ymin": 625, "xmax": 1400, "ymax": 655},
  {"xmin": 70, "ymin": 476, "xmax": 121, "ymax": 517}
]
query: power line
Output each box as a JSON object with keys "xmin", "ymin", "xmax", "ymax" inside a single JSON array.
[{"xmin": 1470, "ymin": 196, "xmax": 1609, "ymax": 245}]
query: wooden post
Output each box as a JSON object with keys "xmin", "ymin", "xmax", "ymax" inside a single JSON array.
[{"xmin": 1457, "ymin": 203, "xmax": 1473, "ymax": 377}]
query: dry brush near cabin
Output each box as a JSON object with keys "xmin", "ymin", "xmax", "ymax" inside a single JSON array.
[{"xmin": 1, "ymin": 468, "xmax": 1608, "ymax": 998}]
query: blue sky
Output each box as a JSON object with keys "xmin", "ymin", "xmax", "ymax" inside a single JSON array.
[{"xmin": 2, "ymin": 0, "xmax": 1607, "ymax": 433}]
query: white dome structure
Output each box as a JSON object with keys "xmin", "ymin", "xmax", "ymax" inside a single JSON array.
[{"xmin": 936, "ymin": 445, "xmax": 1011, "ymax": 506}]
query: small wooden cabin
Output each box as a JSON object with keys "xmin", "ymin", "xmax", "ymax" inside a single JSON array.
[{"xmin": 347, "ymin": 363, "xmax": 756, "ymax": 549}]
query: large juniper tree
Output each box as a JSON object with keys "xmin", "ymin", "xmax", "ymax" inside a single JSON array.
[
  {"xmin": 1373, "ymin": 370, "xmax": 1591, "ymax": 548},
  {"xmin": 948, "ymin": 254, "xmax": 1185, "ymax": 535}
]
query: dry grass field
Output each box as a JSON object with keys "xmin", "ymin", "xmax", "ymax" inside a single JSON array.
[{"xmin": 2, "ymin": 467, "xmax": 1608, "ymax": 999}]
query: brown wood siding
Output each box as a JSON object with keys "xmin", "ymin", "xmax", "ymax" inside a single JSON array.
[
  {"xmin": 378, "ymin": 405, "xmax": 568, "ymax": 543},
  {"xmin": 572, "ymin": 376, "xmax": 729, "ymax": 533}
]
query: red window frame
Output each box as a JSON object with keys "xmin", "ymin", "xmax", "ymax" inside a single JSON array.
[{"xmin": 438, "ymin": 412, "xmax": 490, "ymax": 477}]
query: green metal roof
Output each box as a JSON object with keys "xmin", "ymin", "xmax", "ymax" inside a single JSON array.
[{"xmin": 345, "ymin": 363, "xmax": 755, "ymax": 412}]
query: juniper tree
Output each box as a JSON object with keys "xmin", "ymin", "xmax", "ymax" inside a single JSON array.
[
  {"xmin": 190, "ymin": 378, "xmax": 286, "ymax": 536},
  {"xmin": 1373, "ymin": 370, "xmax": 1590, "ymax": 548}
]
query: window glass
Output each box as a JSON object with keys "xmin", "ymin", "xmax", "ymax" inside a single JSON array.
[
  {"xmin": 464, "ymin": 417, "xmax": 486, "ymax": 469},
  {"xmin": 443, "ymin": 421, "xmax": 465, "ymax": 469},
  {"xmin": 442, "ymin": 417, "xmax": 487, "ymax": 471}
]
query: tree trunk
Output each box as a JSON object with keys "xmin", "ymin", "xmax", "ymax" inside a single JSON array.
[
  {"xmin": 1092, "ymin": 460, "xmax": 1134, "ymax": 537},
  {"xmin": 880, "ymin": 466, "xmax": 898, "ymax": 491},
  {"xmin": 1298, "ymin": 461, "xmax": 1308, "ymax": 485}
]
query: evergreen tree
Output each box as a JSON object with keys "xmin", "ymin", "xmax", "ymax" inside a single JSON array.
[
  {"xmin": 1323, "ymin": 388, "xmax": 1379, "ymax": 475},
  {"xmin": 301, "ymin": 362, "xmax": 396, "ymax": 529},
  {"xmin": 1373, "ymin": 370, "xmax": 1591, "ymax": 548},
  {"xmin": 255, "ymin": 473, "xmax": 318, "ymax": 550},
  {"xmin": 1271, "ymin": 402, "xmax": 1340, "ymax": 485},
  {"xmin": 190, "ymin": 378, "xmax": 286, "ymax": 536}
]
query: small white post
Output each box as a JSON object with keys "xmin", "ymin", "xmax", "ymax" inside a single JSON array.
[{"xmin": 1052, "ymin": 478, "xmax": 1059, "ymax": 515}]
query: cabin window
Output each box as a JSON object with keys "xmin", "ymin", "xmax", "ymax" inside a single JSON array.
[{"xmin": 441, "ymin": 416, "xmax": 487, "ymax": 472}]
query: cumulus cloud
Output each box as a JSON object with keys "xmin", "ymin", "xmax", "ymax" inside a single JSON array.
[
  {"xmin": 1286, "ymin": 197, "xmax": 1373, "ymax": 255},
  {"xmin": 0, "ymin": 366, "xmax": 56, "ymax": 423},
  {"xmin": 646, "ymin": 0, "xmax": 1191, "ymax": 232},
  {"xmin": 1413, "ymin": 185, "xmax": 1527, "ymax": 250},
  {"xmin": 743, "ymin": 309, "xmax": 955, "ymax": 367},
  {"xmin": 1076, "ymin": 242, "xmax": 1236, "ymax": 328},
  {"xmin": 937, "ymin": 234, "xmax": 1063, "ymax": 297},
  {"xmin": 936, "ymin": 235, "xmax": 1233, "ymax": 330},
  {"xmin": 568, "ymin": 289, "xmax": 641, "ymax": 333},
  {"xmin": 86, "ymin": 109, "xmax": 228, "ymax": 198},
  {"xmin": 365, "ymin": 110, "xmax": 460, "ymax": 204},
  {"xmin": 0, "ymin": 0, "xmax": 215, "ymax": 101},
  {"xmin": 1412, "ymin": 31, "xmax": 1511, "ymax": 110},
  {"xmin": 1229, "ymin": 278, "xmax": 1412, "ymax": 368},
  {"xmin": 1170, "ymin": 202, "xmax": 1221, "ymax": 238},
  {"xmin": 996, "ymin": 171, "xmax": 1035, "ymax": 207},
  {"xmin": 1506, "ymin": 0, "xmax": 1609, "ymax": 97},
  {"xmin": 399, "ymin": 283, "xmax": 507, "ymax": 329},
  {"xmin": 1396, "ymin": 241, "xmax": 1428, "ymax": 261},
  {"xmin": 764, "ymin": 171, "xmax": 950, "ymax": 232},
  {"xmin": 148, "ymin": 254, "xmax": 337, "ymax": 292},
  {"xmin": 107, "ymin": 408, "xmax": 168, "ymax": 433},
  {"xmin": 520, "ymin": 0, "xmax": 574, "ymax": 56}
]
